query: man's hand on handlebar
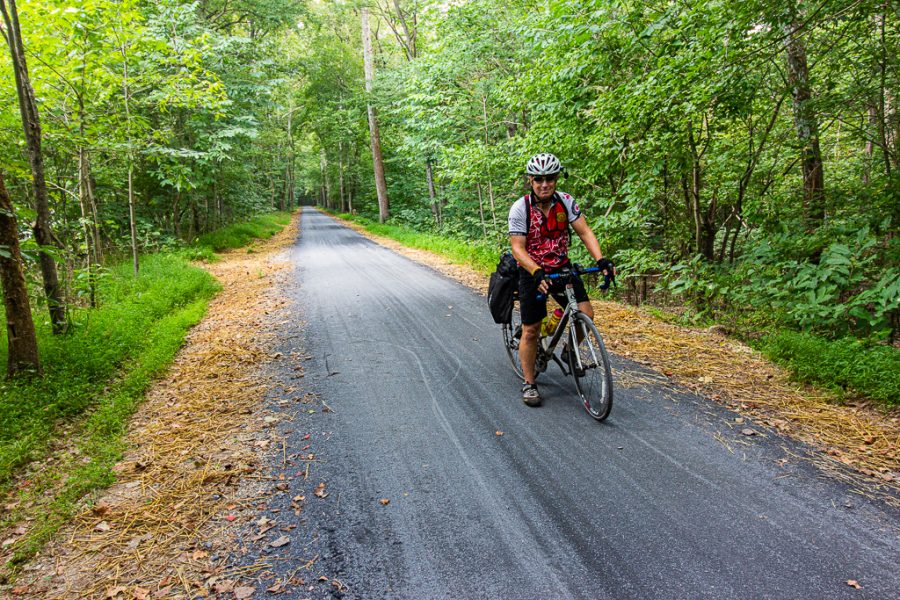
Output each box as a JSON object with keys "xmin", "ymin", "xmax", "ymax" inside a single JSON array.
[
  {"xmin": 596, "ymin": 257, "xmax": 617, "ymax": 291},
  {"xmin": 596, "ymin": 257, "xmax": 615, "ymax": 276},
  {"xmin": 533, "ymin": 268, "xmax": 550, "ymax": 294}
]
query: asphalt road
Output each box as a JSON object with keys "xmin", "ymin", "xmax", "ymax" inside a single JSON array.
[{"xmin": 239, "ymin": 207, "xmax": 898, "ymax": 599}]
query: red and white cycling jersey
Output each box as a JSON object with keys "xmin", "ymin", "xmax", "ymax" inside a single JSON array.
[{"xmin": 508, "ymin": 191, "xmax": 582, "ymax": 270}]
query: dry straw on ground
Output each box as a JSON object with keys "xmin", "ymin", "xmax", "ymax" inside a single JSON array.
[
  {"xmin": 12, "ymin": 215, "xmax": 299, "ymax": 598},
  {"xmin": 342, "ymin": 216, "xmax": 898, "ymax": 502}
]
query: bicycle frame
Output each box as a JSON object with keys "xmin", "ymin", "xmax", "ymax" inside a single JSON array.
[{"xmin": 535, "ymin": 266, "xmax": 599, "ymax": 376}]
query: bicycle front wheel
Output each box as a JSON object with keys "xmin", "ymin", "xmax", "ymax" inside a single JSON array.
[
  {"xmin": 502, "ymin": 300, "xmax": 524, "ymax": 380},
  {"xmin": 567, "ymin": 313, "xmax": 614, "ymax": 421}
]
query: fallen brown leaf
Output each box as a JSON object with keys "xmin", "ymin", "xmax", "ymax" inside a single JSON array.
[
  {"xmin": 233, "ymin": 586, "xmax": 256, "ymax": 599},
  {"xmin": 92, "ymin": 501, "xmax": 111, "ymax": 516},
  {"xmin": 846, "ymin": 580, "xmax": 862, "ymax": 589},
  {"xmin": 379, "ymin": 498, "xmax": 390, "ymax": 506},
  {"xmin": 314, "ymin": 482, "xmax": 328, "ymax": 498},
  {"xmin": 133, "ymin": 587, "xmax": 151, "ymax": 600},
  {"xmin": 213, "ymin": 580, "xmax": 236, "ymax": 593},
  {"xmin": 270, "ymin": 535, "xmax": 291, "ymax": 548}
]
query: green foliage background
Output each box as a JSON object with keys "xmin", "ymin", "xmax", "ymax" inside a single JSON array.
[{"xmin": 0, "ymin": 2, "xmax": 896, "ymax": 402}]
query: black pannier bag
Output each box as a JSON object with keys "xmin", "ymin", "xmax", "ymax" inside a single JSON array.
[{"xmin": 488, "ymin": 251, "xmax": 518, "ymax": 324}]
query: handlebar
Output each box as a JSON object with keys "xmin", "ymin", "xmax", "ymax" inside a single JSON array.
[
  {"xmin": 536, "ymin": 264, "xmax": 615, "ymax": 300},
  {"xmin": 544, "ymin": 265, "xmax": 601, "ymax": 280}
]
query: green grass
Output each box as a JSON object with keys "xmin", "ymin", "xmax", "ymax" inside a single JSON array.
[
  {"xmin": 0, "ymin": 254, "xmax": 218, "ymax": 575},
  {"xmin": 0, "ymin": 211, "xmax": 292, "ymax": 577},
  {"xmin": 335, "ymin": 212, "xmax": 500, "ymax": 274},
  {"xmin": 0, "ymin": 254, "xmax": 219, "ymax": 484},
  {"xmin": 191, "ymin": 211, "xmax": 293, "ymax": 255},
  {"xmin": 3, "ymin": 297, "xmax": 211, "ymax": 569},
  {"xmin": 757, "ymin": 331, "xmax": 899, "ymax": 407}
]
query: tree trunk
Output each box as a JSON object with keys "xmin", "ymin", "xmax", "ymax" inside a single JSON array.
[
  {"xmin": 486, "ymin": 180, "xmax": 498, "ymax": 232},
  {"xmin": 191, "ymin": 202, "xmax": 200, "ymax": 241},
  {"xmin": 286, "ymin": 107, "xmax": 296, "ymax": 208},
  {"xmin": 281, "ymin": 165, "xmax": 288, "ymax": 210},
  {"xmin": 172, "ymin": 190, "xmax": 181, "ymax": 239},
  {"xmin": 426, "ymin": 159, "xmax": 440, "ymax": 227},
  {"xmin": 481, "ymin": 95, "xmax": 499, "ymax": 232},
  {"xmin": 0, "ymin": 171, "xmax": 41, "ymax": 377},
  {"xmin": 784, "ymin": 14, "xmax": 825, "ymax": 229},
  {"xmin": 127, "ymin": 163, "xmax": 138, "ymax": 275},
  {"xmin": 2, "ymin": 0, "xmax": 66, "ymax": 332},
  {"xmin": 78, "ymin": 92, "xmax": 101, "ymax": 307},
  {"xmin": 120, "ymin": 38, "xmax": 139, "ymax": 275},
  {"xmin": 686, "ymin": 121, "xmax": 716, "ymax": 260},
  {"xmin": 320, "ymin": 149, "xmax": 330, "ymax": 209},
  {"xmin": 875, "ymin": 8, "xmax": 893, "ymax": 177},
  {"xmin": 339, "ymin": 140, "xmax": 347, "ymax": 212},
  {"xmin": 78, "ymin": 147, "xmax": 97, "ymax": 307},
  {"xmin": 475, "ymin": 183, "xmax": 487, "ymax": 237},
  {"xmin": 361, "ymin": 7, "xmax": 390, "ymax": 222}
]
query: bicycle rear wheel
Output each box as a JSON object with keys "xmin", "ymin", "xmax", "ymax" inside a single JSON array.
[
  {"xmin": 567, "ymin": 313, "xmax": 613, "ymax": 421},
  {"xmin": 502, "ymin": 301, "xmax": 524, "ymax": 379}
]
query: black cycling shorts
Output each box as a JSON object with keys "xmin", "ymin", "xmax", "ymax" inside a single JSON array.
[{"xmin": 517, "ymin": 266, "xmax": 589, "ymax": 325}]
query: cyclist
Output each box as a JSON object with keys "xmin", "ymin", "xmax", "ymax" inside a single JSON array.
[{"xmin": 508, "ymin": 153, "xmax": 614, "ymax": 406}]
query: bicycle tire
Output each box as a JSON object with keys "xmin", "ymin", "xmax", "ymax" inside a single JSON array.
[
  {"xmin": 502, "ymin": 301, "xmax": 524, "ymax": 380},
  {"xmin": 567, "ymin": 313, "xmax": 613, "ymax": 421}
]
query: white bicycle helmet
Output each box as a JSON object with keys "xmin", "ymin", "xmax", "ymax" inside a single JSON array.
[{"xmin": 525, "ymin": 153, "xmax": 563, "ymax": 176}]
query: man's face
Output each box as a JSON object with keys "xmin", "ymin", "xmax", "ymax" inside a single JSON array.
[{"xmin": 530, "ymin": 174, "xmax": 558, "ymax": 202}]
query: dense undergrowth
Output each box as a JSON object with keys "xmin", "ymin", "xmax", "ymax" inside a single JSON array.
[
  {"xmin": 336, "ymin": 211, "xmax": 898, "ymax": 409},
  {"xmin": 758, "ymin": 331, "xmax": 899, "ymax": 406},
  {"xmin": 0, "ymin": 211, "xmax": 292, "ymax": 574}
]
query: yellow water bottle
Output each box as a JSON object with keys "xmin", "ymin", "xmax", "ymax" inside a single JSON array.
[{"xmin": 542, "ymin": 308, "xmax": 563, "ymax": 336}]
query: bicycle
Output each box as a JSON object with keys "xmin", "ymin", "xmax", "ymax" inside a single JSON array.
[{"xmin": 501, "ymin": 265, "xmax": 614, "ymax": 421}]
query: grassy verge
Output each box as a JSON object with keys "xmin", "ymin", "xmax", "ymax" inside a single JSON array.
[
  {"xmin": 190, "ymin": 211, "xmax": 293, "ymax": 256},
  {"xmin": 3, "ymin": 298, "xmax": 211, "ymax": 569},
  {"xmin": 756, "ymin": 331, "xmax": 899, "ymax": 407},
  {"xmin": 0, "ymin": 211, "xmax": 292, "ymax": 576},
  {"xmin": 335, "ymin": 212, "xmax": 500, "ymax": 274}
]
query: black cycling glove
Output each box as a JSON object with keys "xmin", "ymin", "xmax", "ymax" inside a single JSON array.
[
  {"xmin": 531, "ymin": 268, "xmax": 546, "ymax": 285},
  {"xmin": 596, "ymin": 258, "xmax": 615, "ymax": 274}
]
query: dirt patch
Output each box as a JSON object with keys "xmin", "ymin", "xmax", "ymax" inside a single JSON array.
[
  {"xmin": 6, "ymin": 216, "xmax": 301, "ymax": 598},
  {"xmin": 336, "ymin": 214, "xmax": 899, "ymax": 503}
]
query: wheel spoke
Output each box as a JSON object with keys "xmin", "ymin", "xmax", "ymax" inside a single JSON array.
[
  {"xmin": 569, "ymin": 314, "xmax": 613, "ymax": 421},
  {"xmin": 503, "ymin": 301, "xmax": 524, "ymax": 379}
]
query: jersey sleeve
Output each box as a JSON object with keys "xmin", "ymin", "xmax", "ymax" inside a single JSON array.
[
  {"xmin": 508, "ymin": 197, "xmax": 528, "ymax": 236},
  {"xmin": 559, "ymin": 192, "xmax": 583, "ymax": 223}
]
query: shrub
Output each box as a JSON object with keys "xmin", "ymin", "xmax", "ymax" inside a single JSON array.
[{"xmin": 758, "ymin": 331, "xmax": 899, "ymax": 407}]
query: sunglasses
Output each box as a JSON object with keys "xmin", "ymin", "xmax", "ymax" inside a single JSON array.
[{"xmin": 532, "ymin": 175, "xmax": 558, "ymax": 183}]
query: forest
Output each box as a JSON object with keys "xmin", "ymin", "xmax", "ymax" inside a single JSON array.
[{"xmin": 1, "ymin": 0, "xmax": 898, "ymax": 398}]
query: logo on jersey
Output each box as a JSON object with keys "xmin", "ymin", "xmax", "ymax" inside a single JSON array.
[{"xmin": 542, "ymin": 202, "xmax": 568, "ymax": 238}]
